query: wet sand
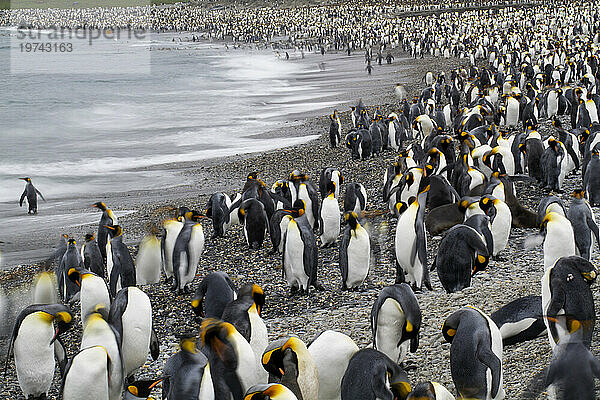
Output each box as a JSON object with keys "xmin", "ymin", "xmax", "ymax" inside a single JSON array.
[{"xmin": 0, "ymin": 48, "xmax": 409, "ymax": 269}]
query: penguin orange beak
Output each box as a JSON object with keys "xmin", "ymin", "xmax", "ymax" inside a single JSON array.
[
  {"xmin": 104, "ymin": 225, "xmax": 115, "ymax": 230},
  {"xmin": 50, "ymin": 327, "xmax": 60, "ymax": 345}
]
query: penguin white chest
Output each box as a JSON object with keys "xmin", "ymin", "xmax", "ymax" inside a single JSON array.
[
  {"xmin": 62, "ymin": 346, "xmax": 110, "ymax": 400},
  {"xmin": 14, "ymin": 315, "xmax": 55, "ymax": 397},
  {"xmin": 182, "ymin": 224, "xmax": 204, "ymax": 287},
  {"xmin": 135, "ymin": 235, "xmax": 162, "ymax": 285},
  {"xmin": 163, "ymin": 220, "xmax": 184, "ymax": 277},
  {"xmin": 375, "ymin": 299, "xmax": 407, "ymax": 363},
  {"xmin": 121, "ymin": 290, "xmax": 152, "ymax": 377},
  {"xmin": 299, "ymin": 185, "xmax": 315, "ymax": 228},
  {"xmin": 395, "ymin": 208, "xmax": 423, "ymax": 285},
  {"xmin": 81, "ymin": 276, "xmax": 110, "ymax": 323},
  {"xmin": 543, "ymin": 221, "xmax": 575, "ymax": 269},
  {"xmin": 346, "ymin": 228, "xmax": 370, "ymax": 288},
  {"xmin": 248, "ymin": 308, "xmax": 268, "ymax": 378},
  {"xmin": 491, "ymin": 203, "xmax": 511, "ymax": 256},
  {"xmin": 284, "ymin": 222, "xmax": 308, "ymax": 290},
  {"xmin": 320, "ymin": 197, "xmax": 340, "ymax": 245}
]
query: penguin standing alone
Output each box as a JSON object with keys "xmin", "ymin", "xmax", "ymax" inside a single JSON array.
[{"xmin": 19, "ymin": 177, "xmax": 45, "ymax": 214}]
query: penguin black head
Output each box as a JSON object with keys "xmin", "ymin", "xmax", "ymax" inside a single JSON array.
[
  {"xmin": 237, "ymin": 283, "xmax": 265, "ymax": 316},
  {"xmin": 67, "ymin": 267, "xmax": 83, "ymax": 287},
  {"xmin": 406, "ymin": 382, "xmax": 436, "ymax": 400},
  {"xmin": 344, "ymin": 211, "xmax": 360, "ymax": 230},
  {"xmin": 91, "ymin": 201, "xmax": 107, "ymax": 211},
  {"xmin": 424, "ymin": 164, "xmax": 434, "ymax": 177},
  {"xmin": 395, "ymin": 202, "xmax": 409, "ymax": 217},
  {"xmin": 441, "ymin": 311, "xmax": 461, "ymax": 343},
  {"xmin": 292, "ymin": 199, "xmax": 306, "ymax": 212},
  {"xmin": 572, "ymin": 189, "xmax": 586, "ymax": 199},
  {"xmin": 67, "ymin": 238, "xmax": 77, "ymax": 247},
  {"xmin": 326, "ymin": 181, "xmax": 336, "ymax": 196},
  {"xmin": 552, "ymin": 116, "xmax": 562, "ymax": 128},
  {"xmin": 126, "ymin": 379, "xmax": 163, "ymax": 399},
  {"xmin": 19, "ymin": 177, "xmax": 31, "ymax": 182},
  {"xmin": 244, "ymin": 384, "xmax": 290, "ymax": 400},
  {"xmin": 247, "ymin": 171, "xmax": 260, "ymax": 181},
  {"xmin": 84, "ymin": 233, "xmax": 95, "ymax": 242},
  {"xmin": 37, "ymin": 304, "xmax": 74, "ymax": 344},
  {"xmin": 389, "ymin": 370, "xmax": 412, "ymax": 400},
  {"xmin": 200, "ymin": 319, "xmax": 239, "ymax": 370},
  {"xmin": 261, "ymin": 336, "xmax": 307, "ymax": 380}
]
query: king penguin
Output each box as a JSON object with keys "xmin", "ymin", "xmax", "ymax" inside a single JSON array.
[
  {"xmin": 58, "ymin": 238, "xmax": 82, "ymax": 302},
  {"xmin": 7, "ymin": 304, "xmax": 73, "ymax": 400},
  {"xmin": 394, "ymin": 186, "xmax": 432, "ymax": 290},
  {"xmin": 109, "ymin": 286, "xmax": 159, "ymax": 381},
  {"xmin": 32, "ymin": 271, "xmax": 57, "ymax": 305},
  {"xmin": 245, "ymin": 383, "xmax": 298, "ymax": 399},
  {"xmin": 19, "ymin": 177, "xmax": 46, "ymax": 214},
  {"xmin": 221, "ymin": 283, "xmax": 268, "ymax": 382},
  {"xmin": 339, "ymin": 211, "xmax": 370, "ymax": 290},
  {"xmin": 307, "ymin": 330, "xmax": 359, "ymax": 400},
  {"xmin": 340, "ymin": 348, "xmax": 411, "ymax": 400},
  {"xmin": 135, "ymin": 226, "xmax": 162, "ymax": 285},
  {"xmin": 407, "ymin": 381, "xmax": 454, "ymax": 400},
  {"xmin": 478, "ymin": 195, "xmax": 512, "ymax": 258},
  {"xmin": 61, "ymin": 345, "xmax": 111, "ymax": 400},
  {"xmin": 81, "ymin": 233, "xmax": 105, "ymax": 278},
  {"xmin": 540, "ymin": 212, "xmax": 576, "ymax": 270},
  {"xmin": 191, "ymin": 271, "xmax": 236, "ymax": 319},
  {"xmin": 542, "ymin": 256, "xmax": 596, "ymax": 349},
  {"xmin": 68, "ymin": 267, "xmax": 110, "ymax": 324},
  {"xmin": 105, "ymin": 224, "xmax": 136, "ymax": 297},
  {"xmin": 262, "ymin": 336, "xmax": 319, "ymax": 400},
  {"xmin": 162, "ymin": 334, "xmax": 214, "ymax": 400},
  {"xmin": 371, "ymin": 284, "xmax": 421, "ymax": 365},
  {"xmin": 442, "ymin": 306, "xmax": 505, "ymax": 400},
  {"xmin": 81, "ymin": 306, "xmax": 123, "ymax": 400},
  {"xmin": 172, "ymin": 210, "xmax": 205, "ymax": 294},
  {"xmin": 319, "ymin": 181, "xmax": 341, "ymax": 248},
  {"xmin": 201, "ymin": 318, "xmax": 262, "ymax": 397},
  {"xmin": 92, "ymin": 201, "xmax": 118, "ymax": 263},
  {"xmin": 567, "ymin": 189, "xmax": 599, "ymax": 260},
  {"xmin": 282, "ymin": 203, "xmax": 321, "ymax": 295},
  {"xmin": 161, "ymin": 207, "xmax": 189, "ymax": 283}
]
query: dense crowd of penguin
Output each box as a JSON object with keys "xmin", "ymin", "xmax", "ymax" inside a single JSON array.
[{"xmin": 5, "ymin": 0, "xmax": 600, "ymax": 399}]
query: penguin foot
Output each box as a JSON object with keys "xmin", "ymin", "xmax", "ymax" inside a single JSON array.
[
  {"xmin": 165, "ymin": 277, "xmax": 174, "ymax": 285},
  {"xmin": 313, "ymin": 282, "xmax": 326, "ymax": 291}
]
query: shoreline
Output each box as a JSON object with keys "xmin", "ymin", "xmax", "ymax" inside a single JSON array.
[{"xmin": 0, "ymin": 47, "xmax": 415, "ymax": 269}]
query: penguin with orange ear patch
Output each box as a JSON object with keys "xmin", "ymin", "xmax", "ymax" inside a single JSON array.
[
  {"xmin": 394, "ymin": 186, "xmax": 432, "ymax": 291},
  {"xmin": 442, "ymin": 306, "xmax": 505, "ymax": 400}
]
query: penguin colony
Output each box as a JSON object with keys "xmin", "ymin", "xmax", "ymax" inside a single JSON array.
[{"xmin": 5, "ymin": 1, "xmax": 600, "ymax": 399}]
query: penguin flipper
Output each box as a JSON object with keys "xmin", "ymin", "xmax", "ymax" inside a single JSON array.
[
  {"xmin": 150, "ymin": 328, "xmax": 160, "ymax": 360},
  {"xmin": 371, "ymin": 365, "xmax": 394, "ymax": 399},
  {"xmin": 19, "ymin": 190, "xmax": 26, "ymax": 206},
  {"xmin": 108, "ymin": 288, "xmax": 127, "ymax": 340},
  {"xmin": 586, "ymin": 217, "xmax": 600, "ymax": 249},
  {"xmin": 546, "ymin": 282, "xmax": 566, "ymax": 345},
  {"xmin": 339, "ymin": 228, "xmax": 350, "ymax": 286},
  {"xmin": 36, "ymin": 188, "xmax": 46, "ymax": 202},
  {"xmin": 476, "ymin": 340, "xmax": 502, "ymax": 398},
  {"xmin": 54, "ymin": 336, "xmax": 68, "ymax": 376}
]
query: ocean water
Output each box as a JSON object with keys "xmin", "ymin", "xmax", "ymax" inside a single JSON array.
[{"xmin": 0, "ymin": 29, "xmax": 333, "ymax": 204}]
